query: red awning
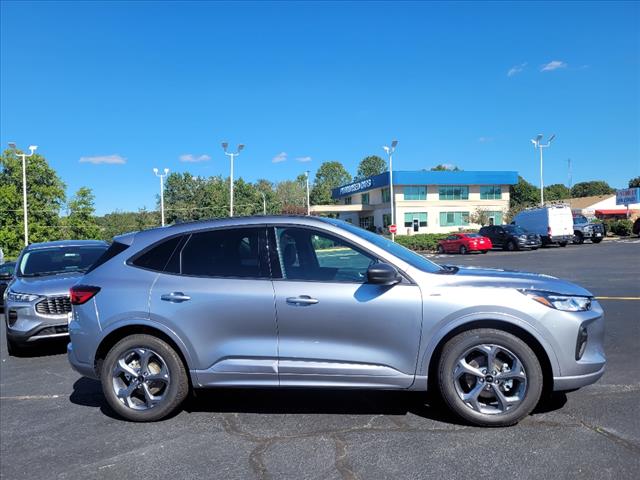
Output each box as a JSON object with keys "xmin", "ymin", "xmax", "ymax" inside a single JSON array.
[{"xmin": 595, "ymin": 209, "xmax": 639, "ymax": 215}]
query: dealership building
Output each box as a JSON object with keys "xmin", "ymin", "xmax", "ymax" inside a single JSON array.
[{"xmin": 311, "ymin": 170, "xmax": 518, "ymax": 235}]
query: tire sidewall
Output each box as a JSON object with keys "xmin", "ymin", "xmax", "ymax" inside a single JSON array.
[
  {"xmin": 438, "ymin": 329, "xmax": 543, "ymax": 427},
  {"xmin": 101, "ymin": 334, "xmax": 188, "ymax": 422}
]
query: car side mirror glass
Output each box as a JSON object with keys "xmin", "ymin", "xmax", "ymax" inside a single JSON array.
[{"xmin": 367, "ymin": 263, "xmax": 401, "ymax": 286}]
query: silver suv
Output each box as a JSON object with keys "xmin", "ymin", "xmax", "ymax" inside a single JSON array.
[
  {"xmin": 67, "ymin": 217, "xmax": 605, "ymax": 426},
  {"xmin": 5, "ymin": 240, "xmax": 108, "ymax": 355}
]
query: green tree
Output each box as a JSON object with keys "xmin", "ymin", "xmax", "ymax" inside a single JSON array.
[
  {"xmin": 0, "ymin": 149, "xmax": 66, "ymax": 257},
  {"xmin": 629, "ymin": 177, "xmax": 640, "ymax": 188},
  {"xmin": 470, "ymin": 208, "xmax": 490, "ymax": 226},
  {"xmin": 275, "ymin": 179, "xmax": 306, "ymax": 213},
  {"xmin": 65, "ymin": 187, "xmax": 101, "ymax": 239},
  {"xmin": 355, "ymin": 155, "xmax": 387, "ymax": 180},
  {"xmin": 430, "ymin": 164, "xmax": 461, "ymax": 171},
  {"xmin": 544, "ymin": 183, "xmax": 571, "ymax": 201},
  {"xmin": 570, "ymin": 181, "xmax": 615, "ymax": 198},
  {"xmin": 309, "ymin": 161, "xmax": 351, "ymax": 205},
  {"xmin": 510, "ymin": 176, "xmax": 539, "ymax": 208}
]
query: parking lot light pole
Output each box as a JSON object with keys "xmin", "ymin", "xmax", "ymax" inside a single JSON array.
[
  {"xmin": 8, "ymin": 142, "xmax": 38, "ymax": 246},
  {"xmin": 383, "ymin": 140, "xmax": 398, "ymax": 241},
  {"xmin": 153, "ymin": 168, "xmax": 170, "ymax": 226},
  {"xmin": 305, "ymin": 170, "xmax": 311, "ymax": 215},
  {"xmin": 222, "ymin": 142, "xmax": 244, "ymax": 217},
  {"xmin": 530, "ymin": 134, "xmax": 556, "ymax": 206},
  {"xmin": 259, "ymin": 191, "xmax": 266, "ymax": 215}
]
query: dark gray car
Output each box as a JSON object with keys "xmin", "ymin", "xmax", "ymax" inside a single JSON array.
[
  {"xmin": 67, "ymin": 217, "xmax": 605, "ymax": 426},
  {"xmin": 5, "ymin": 240, "xmax": 108, "ymax": 355}
]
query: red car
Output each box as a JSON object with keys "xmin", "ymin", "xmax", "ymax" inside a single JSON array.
[{"xmin": 437, "ymin": 233, "xmax": 492, "ymax": 254}]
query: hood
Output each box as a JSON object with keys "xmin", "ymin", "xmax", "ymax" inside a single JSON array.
[
  {"xmin": 444, "ymin": 266, "xmax": 592, "ymax": 297},
  {"xmin": 11, "ymin": 272, "xmax": 83, "ymax": 297}
]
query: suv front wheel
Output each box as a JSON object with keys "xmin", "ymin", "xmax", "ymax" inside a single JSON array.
[
  {"xmin": 101, "ymin": 334, "xmax": 189, "ymax": 422},
  {"xmin": 437, "ymin": 328, "xmax": 543, "ymax": 427}
]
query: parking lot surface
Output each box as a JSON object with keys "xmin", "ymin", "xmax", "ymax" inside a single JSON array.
[{"xmin": 1, "ymin": 240, "xmax": 639, "ymax": 479}]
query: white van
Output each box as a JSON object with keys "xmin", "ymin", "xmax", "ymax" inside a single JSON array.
[{"xmin": 512, "ymin": 205, "xmax": 574, "ymax": 247}]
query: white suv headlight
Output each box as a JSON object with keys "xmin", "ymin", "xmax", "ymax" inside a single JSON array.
[
  {"xmin": 520, "ymin": 289, "xmax": 592, "ymax": 312},
  {"xmin": 7, "ymin": 290, "xmax": 40, "ymax": 302}
]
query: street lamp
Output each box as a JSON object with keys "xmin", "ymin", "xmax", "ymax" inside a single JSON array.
[
  {"xmin": 382, "ymin": 139, "xmax": 398, "ymax": 241},
  {"xmin": 305, "ymin": 170, "xmax": 311, "ymax": 215},
  {"xmin": 222, "ymin": 142, "xmax": 244, "ymax": 217},
  {"xmin": 8, "ymin": 142, "xmax": 38, "ymax": 246},
  {"xmin": 258, "ymin": 191, "xmax": 266, "ymax": 215},
  {"xmin": 153, "ymin": 167, "xmax": 170, "ymax": 226},
  {"xmin": 530, "ymin": 134, "xmax": 556, "ymax": 206}
]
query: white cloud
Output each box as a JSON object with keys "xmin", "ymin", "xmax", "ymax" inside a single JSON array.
[
  {"xmin": 507, "ymin": 62, "xmax": 527, "ymax": 77},
  {"xmin": 478, "ymin": 136, "xmax": 494, "ymax": 143},
  {"xmin": 79, "ymin": 154, "xmax": 126, "ymax": 165},
  {"xmin": 179, "ymin": 153, "xmax": 211, "ymax": 163},
  {"xmin": 296, "ymin": 156, "xmax": 312, "ymax": 163},
  {"xmin": 541, "ymin": 60, "xmax": 567, "ymax": 72},
  {"xmin": 272, "ymin": 152, "xmax": 288, "ymax": 163}
]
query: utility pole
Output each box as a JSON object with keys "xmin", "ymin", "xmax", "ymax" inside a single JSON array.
[
  {"xmin": 8, "ymin": 142, "xmax": 38, "ymax": 246},
  {"xmin": 153, "ymin": 168, "xmax": 170, "ymax": 226},
  {"xmin": 222, "ymin": 142, "xmax": 244, "ymax": 217},
  {"xmin": 382, "ymin": 140, "xmax": 398, "ymax": 241},
  {"xmin": 567, "ymin": 158, "xmax": 572, "ymax": 189},
  {"xmin": 305, "ymin": 170, "xmax": 311, "ymax": 215}
]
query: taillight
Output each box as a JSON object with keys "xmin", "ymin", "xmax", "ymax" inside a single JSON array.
[{"xmin": 70, "ymin": 285, "xmax": 101, "ymax": 305}]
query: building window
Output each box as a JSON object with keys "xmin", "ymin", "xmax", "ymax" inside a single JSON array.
[
  {"xmin": 480, "ymin": 185, "xmax": 502, "ymax": 200},
  {"xmin": 403, "ymin": 186, "xmax": 427, "ymax": 200},
  {"xmin": 344, "ymin": 196, "xmax": 352, "ymax": 205},
  {"xmin": 438, "ymin": 186, "xmax": 469, "ymax": 200},
  {"xmin": 381, "ymin": 188, "xmax": 391, "ymax": 203},
  {"xmin": 439, "ymin": 211, "xmax": 470, "ymax": 226},
  {"xmin": 404, "ymin": 212, "xmax": 428, "ymax": 227},
  {"xmin": 359, "ymin": 216, "xmax": 374, "ymax": 229},
  {"xmin": 361, "ymin": 193, "xmax": 370, "ymax": 205},
  {"xmin": 382, "ymin": 213, "xmax": 392, "ymax": 227},
  {"xmin": 485, "ymin": 211, "xmax": 503, "ymax": 225}
]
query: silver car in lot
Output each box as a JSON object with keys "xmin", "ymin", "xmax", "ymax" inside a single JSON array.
[
  {"xmin": 5, "ymin": 240, "xmax": 108, "ymax": 355},
  {"xmin": 67, "ymin": 216, "xmax": 605, "ymax": 426}
]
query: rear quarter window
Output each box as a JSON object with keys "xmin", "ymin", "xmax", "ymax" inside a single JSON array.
[
  {"xmin": 86, "ymin": 242, "xmax": 129, "ymax": 273},
  {"xmin": 130, "ymin": 236, "xmax": 184, "ymax": 273}
]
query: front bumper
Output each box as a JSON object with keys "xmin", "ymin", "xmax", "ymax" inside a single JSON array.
[
  {"xmin": 554, "ymin": 365, "xmax": 605, "ymax": 390},
  {"xmin": 517, "ymin": 239, "xmax": 542, "ymax": 248},
  {"xmin": 5, "ymin": 299, "xmax": 70, "ymax": 345}
]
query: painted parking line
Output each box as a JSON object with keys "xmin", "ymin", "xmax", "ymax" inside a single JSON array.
[
  {"xmin": 595, "ymin": 297, "xmax": 640, "ymax": 300},
  {"xmin": 0, "ymin": 394, "xmax": 62, "ymax": 401}
]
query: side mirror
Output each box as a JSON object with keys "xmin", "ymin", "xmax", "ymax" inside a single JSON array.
[
  {"xmin": 0, "ymin": 273, "xmax": 12, "ymax": 280},
  {"xmin": 367, "ymin": 263, "xmax": 401, "ymax": 286}
]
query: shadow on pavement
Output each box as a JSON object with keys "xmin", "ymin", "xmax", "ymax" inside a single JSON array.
[
  {"xmin": 8, "ymin": 338, "xmax": 68, "ymax": 358},
  {"xmin": 69, "ymin": 377, "xmax": 567, "ymax": 426}
]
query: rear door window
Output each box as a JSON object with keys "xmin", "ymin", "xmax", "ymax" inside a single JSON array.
[{"xmin": 180, "ymin": 227, "xmax": 269, "ymax": 278}]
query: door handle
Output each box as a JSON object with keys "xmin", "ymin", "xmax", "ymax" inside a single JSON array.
[
  {"xmin": 161, "ymin": 292, "xmax": 191, "ymax": 303},
  {"xmin": 286, "ymin": 295, "xmax": 319, "ymax": 306}
]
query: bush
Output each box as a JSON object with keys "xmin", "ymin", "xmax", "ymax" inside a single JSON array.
[
  {"xmin": 395, "ymin": 233, "xmax": 449, "ymax": 251},
  {"xmin": 611, "ymin": 219, "xmax": 633, "ymax": 236}
]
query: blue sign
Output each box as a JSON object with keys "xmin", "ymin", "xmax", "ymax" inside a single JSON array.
[
  {"xmin": 616, "ymin": 187, "xmax": 640, "ymax": 205},
  {"xmin": 331, "ymin": 172, "xmax": 389, "ymax": 199}
]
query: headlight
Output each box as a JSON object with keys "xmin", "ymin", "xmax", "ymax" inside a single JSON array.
[
  {"xmin": 520, "ymin": 289, "xmax": 592, "ymax": 312},
  {"xmin": 7, "ymin": 290, "xmax": 40, "ymax": 302}
]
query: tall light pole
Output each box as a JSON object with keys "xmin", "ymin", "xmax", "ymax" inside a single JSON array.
[
  {"xmin": 258, "ymin": 191, "xmax": 266, "ymax": 215},
  {"xmin": 305, "ymin": 170, "xmax": 311, "ymax": 215},
  {"xmin": 382, "ymin": 140, "xmax": 398, "ymax": 241},
  {"xmin": 153, "ymin": 167, "xmax": 169, "ymax": 226},
  {"xmin": 530, "ymin": 134, "xmax": 556, "ymax": 206},
  {"xmin": 222, "ymin": 142, "xmax": 244, "ymax": 217},
  {"xmin": 8, "ymin": 142, "xmax": 38, "ymax": 246}
]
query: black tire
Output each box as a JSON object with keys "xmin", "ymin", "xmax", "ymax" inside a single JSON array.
[
  {"xmin": 101, "ymin": 334, "xmax": 189, "ymax": 422},
  {"xmin": 481, "ymin": 250, "xmax": 489, "ymax": 254},
  {"xmin": 506, "ymin": 240, "xmax": 517, "ymax": 252},
  {"xmin": 559, "ymin": 242, "xmax": 568, "ymax": 247},
  {"xmin": 531, "ymin": 247, "xmax": 539, "ymax": 250},
  {"xmin": 437, "ymin": 328, "xmax": 543, "ymax": 427},
  {"xmin": 437, "ymin": 245, "xmax": 445, "ymax": 254},
  {"xmin": 592, "ymin": 237, "xmax": 603, "ymax": 244},
  {"xmin": 6, "ymin": 336, "xmax": 21, "ymax": 356},
  {"xmin": 459, "ymin": 245, "xmax": 467, "ymax": 255},
  {"xmin": 572, "ymin": 232, "xmax": 584, "ymax": 245}
]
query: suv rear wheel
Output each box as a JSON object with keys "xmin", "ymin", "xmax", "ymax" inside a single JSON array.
[
  {"xmin": 573, "ymin": 232, "xmax": 584, "ymax": 244},
  {"xmin": 437, "ymin": 328, "xmax": 543, "ymax": 427},
  {"xmin": 101, "ymin": 334, "xmax": 189, "ymax": 422}
]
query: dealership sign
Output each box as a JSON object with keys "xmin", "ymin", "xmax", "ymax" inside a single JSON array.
[
  {"xmin": 332, "ymin": 172, "xmax": 390, "ymax": 199},
  {"xmin": 615, "ymin": 187, "xmax": 640, "ymax": 205}
]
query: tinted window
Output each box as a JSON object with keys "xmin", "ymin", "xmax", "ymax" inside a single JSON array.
[
  {"xmin": 180, "ymin": 228, "xmax": 267, "ymax": 278},
  {"xmin": 0, "ymin": 263, "xmax": 15, "ymax": 276},
  {"xmin": 465, "ymin": 233, "xmax": 482, "ymax": 238},
  {"xmin": 275, "ymin": 227, "xmax": 375, "ymax": 283},
  {"xmin": 87, "ymin": 241, "xmax": 129, "ymax": 273},
  {"xmin": 18, "ymin": 246, "xmax": 107, "ymax": 277},
  {"xmin": 132, "ymin": 236, "xmax": 183, "ymax": 272}
]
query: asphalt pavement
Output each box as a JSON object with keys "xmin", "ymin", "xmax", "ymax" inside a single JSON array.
[{"xmin": 1, "ymin": 239, "xmax": 639, "ymax": 479}]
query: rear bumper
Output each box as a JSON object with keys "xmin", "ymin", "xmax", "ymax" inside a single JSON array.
[{"xmin": 67, "ymin": 342, "xmax": 98, "ymax": 379}]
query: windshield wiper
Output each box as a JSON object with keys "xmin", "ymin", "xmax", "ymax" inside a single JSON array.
[{"xmin": 436, "ymin": 265, "xmax": 459, "ymax": 275}]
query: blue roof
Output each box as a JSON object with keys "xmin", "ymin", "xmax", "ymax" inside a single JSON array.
[{"xmin": 332, "ymin": 170, "xmax": 518, "ymax": 198}]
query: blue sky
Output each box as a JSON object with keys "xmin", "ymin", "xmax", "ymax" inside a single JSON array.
[{"xmin": 1, "ymin": 1, "xmax": 638, "ymax": 215}]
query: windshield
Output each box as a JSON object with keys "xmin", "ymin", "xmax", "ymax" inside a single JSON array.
[
  {"xmin": 465, "ymin": 233, "xmax": 482, "ymax": 238},
  {"xmin": 0, "ymin": 263, "xmax": 15, "ymax": 276},
  {"xmin": 18, "ymin": 246, "xmax": 107, "ymax": 277},
  {"xmin": 322, "ymin": 218, "xmax": 443, "ymax": 273},
  {"xmin": 504, "ymin": 226, "xmax": 527, "ymax": 235}
]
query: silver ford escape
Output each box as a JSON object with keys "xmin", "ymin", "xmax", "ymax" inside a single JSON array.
[{"xmin": 67, "ymin": 216, "xmax": 605, "ymax": 426}]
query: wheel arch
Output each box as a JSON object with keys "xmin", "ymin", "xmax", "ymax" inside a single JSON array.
[
  {"xmin": 424, "ymin": 319, "xmax": 557, "ymax": 397},
  {"xmin": 94, "ymin": 322, "xmax": 193, "ymax": 385}
]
